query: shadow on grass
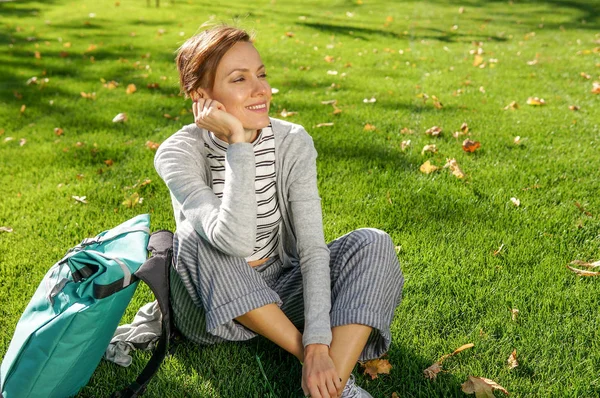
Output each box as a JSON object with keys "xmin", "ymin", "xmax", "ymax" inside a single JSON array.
[
  {"xmin": 414, "ymin": 0, "xmax": 599, "ymax": 30},
  {"xmin": 300, "ymin": 22, "xmax": 509, "ymax": 44},
  {"xmin": 81, "ymin": 336, "xmax": 468, "ymax": 397},
  {"xmin": 0, "ymin": 0, "xmax": 58, "ymax": 18}
]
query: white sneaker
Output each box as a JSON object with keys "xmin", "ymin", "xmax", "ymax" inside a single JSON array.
[{"xmin": 340, "ymin": 374, "xmax": 373, "ymax": 398}]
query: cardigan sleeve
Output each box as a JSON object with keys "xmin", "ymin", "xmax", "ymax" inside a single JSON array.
[
  {"xmin": 154, "ymin": 126, "xmax": 258, "ymax": 257},
  {"xmin": 286, "ymin": 129, "xmax": 332, "ymax": 347}
]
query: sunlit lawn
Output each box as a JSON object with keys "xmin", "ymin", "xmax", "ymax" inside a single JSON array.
[{"xmin": 1, "ymin": 0, "xmax": 599, "ymax": 397}]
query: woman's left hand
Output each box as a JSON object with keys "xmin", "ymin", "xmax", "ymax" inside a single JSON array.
[{"xmin": 302, "ymin": 344, "xmax": 343, "ymax": 398}]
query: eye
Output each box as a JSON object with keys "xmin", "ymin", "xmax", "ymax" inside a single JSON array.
[
  {"xmin": 259, "ymin": 73, "xmax": 268, "ymax": 78},
  {"xmin": 233, "ymin": 76, "xmax": 245, "ymax": 83}
]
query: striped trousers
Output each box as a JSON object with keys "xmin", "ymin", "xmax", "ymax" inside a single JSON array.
[{"xmin": 170, "ymin": 225, "xmax": 404, "ymax": 361}]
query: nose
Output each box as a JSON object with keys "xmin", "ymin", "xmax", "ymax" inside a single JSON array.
[{"xmin": 252, "ymin": 77, "xmax": 268, "ymax": 97}]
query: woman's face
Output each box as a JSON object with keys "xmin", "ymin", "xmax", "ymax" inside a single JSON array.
[{"xmin": 204, "ymin": 41, "xmax": 272, "ymax": 131}]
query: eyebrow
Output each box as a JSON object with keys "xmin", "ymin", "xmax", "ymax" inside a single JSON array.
[{"xmin": 227, "ymin": 64, "xmax": 265, "ymax": 76}]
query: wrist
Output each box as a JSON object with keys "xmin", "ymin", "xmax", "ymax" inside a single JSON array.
[
  {"xmin": 304, "ymin": 343, "xmax": 329, "ymax": 358},
  {"xmin": 227, "ymin": 128, "xmax": 246, "ymax": 144}
]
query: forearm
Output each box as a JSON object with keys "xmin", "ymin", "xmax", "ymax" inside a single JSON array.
[
  {"xmin": 155, "ymin": 129, "xmax": 258, "ymax": 257},
  {"xmin": 235, "ymin": 303, "xmax": 304, "ymax": 361}
]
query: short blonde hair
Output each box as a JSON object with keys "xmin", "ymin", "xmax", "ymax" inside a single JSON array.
[{"xmin": 176, "ymin": 24, "xmax": 252, "ymax": 97}]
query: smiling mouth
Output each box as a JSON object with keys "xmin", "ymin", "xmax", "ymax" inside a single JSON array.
[{"xmin": 246, "ymin": 103, "xmax": 267, "ymax": 110}]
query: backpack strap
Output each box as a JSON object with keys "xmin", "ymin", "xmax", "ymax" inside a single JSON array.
[{"xmin": 111, "ymin": 230, "xmax": 174, "ymax": 398}]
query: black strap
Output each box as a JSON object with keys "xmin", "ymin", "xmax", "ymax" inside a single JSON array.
[{"xmin": 111, "ymin": 230, "xmax": 174, "ymax": 398}]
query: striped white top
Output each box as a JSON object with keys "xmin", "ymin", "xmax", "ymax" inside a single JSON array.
[{"xmin": 203, "ymin": 125, "xmax": 281, "ymax": 262}]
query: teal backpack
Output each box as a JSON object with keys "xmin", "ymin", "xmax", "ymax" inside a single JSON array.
[{"xmin": 0, "ymin": 214, "xmax": 173, "ymax": 398}]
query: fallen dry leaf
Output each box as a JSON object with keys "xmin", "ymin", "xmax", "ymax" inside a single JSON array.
[
  {"xmin": 20, "ymin": 105, "xmax": 26, "ymax": 114},
  {"xmin": 493, "ymin": 243, "xmax": 505, "ymax": 256},
  {"xmin": 574, "ymin": 202, "xmax": 592, "ymax": 216},
  {"xmin": 104, "ymin": 159, "xmax": 114, "ymax": 166},
  {"xmin": 140, "ymin": 179, "xmax": 152, "ymax": 187},
  {"xmin": 112, "ymin": 113, "xmax": 127, "ymax": 123},
  {"xmin": 285, "ymin": 31, "xmax": 294, "ymax": 37},
  {"xmin": 400, "ymin": 127, "xmax": 413, "ymax": 134},
  {"xmin": 566, "ymin": 265, "xmax": 600, "ymax": 277},
  {"xmin": 511, "ymin": 308, "xmax": 519, "ymax": 321},
  {"xmin": 570, "ymin": 260, "xmax": 600, "ymax": 269},
  {"xmin": 333, "ymin": 107, "xmax": 343, "ymax": 115},
  {"xmin": 420, "ymin": 160, "xmax": 439, "ymax": 174},
  {"xmin": 26, "ymin": 76, "xmax": 38, "ymax": 85},
  {"xmin": 527, "ymin": 59, "xmax": 538, "ymax": 66},
  {"xmin": 401, "ymin": 140, "xmax": 411, "ymax": 151},
  {"xmin": 54, "ymin": 127, "xmax": 64, "ymax": 136},
  {"xmin": 438, "ymin": 343, "xmax": 475, "ymax": 363},
  {"xmin": 72, "ymin": 195, "xmax": 88, "ymax": 204},
  {"xmin": 444, "ymin": 158, "xmax": 465, "ymax": 178},
  {"xmin": 126, "ymin": 84, "xmax": 137, "ymax": 94},
  {"xmin": 80, "ymin": 92, "xmax": 96, "ymax": 100},
  {"xmin": 0, "ymin": 227, "xmax": 13, "ymax": 233},
  {"xmin": 513, "ymin": 136, "xmax": 523, "ymax": 145},
  {"xmin": 423, "ymin": 362, "xmax": 443, "ymax": 380},
  {"xmin": 34, "ymin": 51, "xmax": 41, "ymax": 59},
  {"xmin": 460, "ymin": 122, "xmax": 469, "ymax": 134},
  {"xmin": 122, "ymin": 192, "xmax": 142, "ymax": 208},
  {"xmin": 147, "ymin": 83, "xmax": 160, "ymax": 89},
  {"xmin": 510, "ymin": 197, "xmax": 521, "ymax": 207},
  {"xmin": 425, "ymin": 126, "xmax": 442, "ymax": 136},
  {"xmin": 504, "ymin": 101, "xmax": 519, "ymax": 110},
  {"xmin": 364, "ymin": 123, "xmax": 376, "ymax": 131},
  {"xmin": 280, "ymin": 109, "xmax": 298, "ymax": 118},
  {"xmin": 316, "ymin": 122, "xmax": 334, "ymax": 128},
  {"xmin": 86, "ymin": 44, "xmax": 97, "ymax": 52},
  {"xmin": 592, "ymin": 82, "xmax": 600, "ymax": 94},
  {"xmin": 421, "ymin": 144, "xmax": 438, "ymax": 155},
  {"xmin": 462, "ymin": 376, "xmax": 509, "ymax": 397},
  {"xmin": 507, "ymin": 350, "xmax": 518, "ymax": 370},
  {"xmin": 361, "ymin": 358, "xmax": 392, "ymax": 380},
  {"xmin": 321, "ymin": 99, "xmax": 337, "ymax": 105},
  {"xmin": 462, "ymin": 139, "xmax": 481, "ymax": 153},
  {"xmin": 19, "ymin": 138, "xmax": 26, "ymax": 147},
  {"xmin": 324, "ymin": 55, "xmax": 335, "ymax": 63},
  {"xmin": 271, "ymin": 88, "xmax": 279, "ymax": 94},
  {"xmin": 432, "ymin": 95, "xmax": 443, "ymax": 109},
  {"xmin": 424, "ymin": 343, "xmax": 474, "ymax": 381},
  {"xmin": 145, "ymin": 141, "xmax": 160, "ymax": 150},
  {"xmin": 569, "ymin": 105, "xmax": 580, "ymax": 111},
  {"xmin": 391, "ymin": 393, "xmax": 399, "ymax": 398},
  {"xmin": 363, "ymin": 97, "xmax": 377, "ymax": 103},
  {"xmin": 527, "ymin": 97, "xmax": 545, "ymax": 106},
  {"xmin": 473, "ymin": 55, "xmax": 484, "ymax": 67}
]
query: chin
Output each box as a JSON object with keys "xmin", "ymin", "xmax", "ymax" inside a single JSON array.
[{"xmin": 243, "ymin": 116, "xmax": 271, "ymax": 130}]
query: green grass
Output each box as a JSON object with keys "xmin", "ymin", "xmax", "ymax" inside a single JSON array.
[{"xmin": 1, "ymin": 0, "xmax": 599, "ymax": 396}]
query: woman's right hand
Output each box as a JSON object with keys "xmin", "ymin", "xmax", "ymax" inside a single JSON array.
[
  {"xmin": 192, "ymin": 98, "xmax": 246, "ymax": 144},
  {"xmin": 302, "ymin": 344, "xmax": 343, "ymax": 398}
]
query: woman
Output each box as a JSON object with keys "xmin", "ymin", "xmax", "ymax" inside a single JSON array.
[{"xmin": 154, "ymin": 24, "xmax": 404, "ymax": 398}]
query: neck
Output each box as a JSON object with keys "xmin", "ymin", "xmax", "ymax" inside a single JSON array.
[{"xmin": 246, "ymin": 128, "xmax": 260, "ymax": 143}]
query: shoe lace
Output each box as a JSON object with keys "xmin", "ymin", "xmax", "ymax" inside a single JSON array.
[{"xmin": 341, "ymin": 374, "xmax": 361, "ymax": 398}]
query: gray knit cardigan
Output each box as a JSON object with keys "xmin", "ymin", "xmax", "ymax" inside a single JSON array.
[{"xmin": 154, "ymin": 117, "xmax": 332, "ymax": 347}]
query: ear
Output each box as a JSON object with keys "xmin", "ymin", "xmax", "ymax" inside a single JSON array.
[{"xmin": 191, "ymin": 87, "xmax": 210, "ymax": 101}]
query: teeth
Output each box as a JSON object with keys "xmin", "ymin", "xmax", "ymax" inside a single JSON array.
[{"xmin": 247, "ymin": 104, "xmax": 266, "ymax": 110}]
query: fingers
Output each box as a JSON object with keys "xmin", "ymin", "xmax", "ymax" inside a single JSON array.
[
  {"xmin": 334, "ymin": 376, "xmax": 343, "ymax": 396},
  {"xmin": 306, "ymin": 375, "xmax": 339, "ymax": 398},
  {"xmin": 325, "ymin": 377, "xmax": 338, "ymax": 398}
]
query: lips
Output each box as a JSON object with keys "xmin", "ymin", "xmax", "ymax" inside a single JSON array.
[{"xmin": 246, "ymin": 102, "xmax": 267, "ymax": 110}]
